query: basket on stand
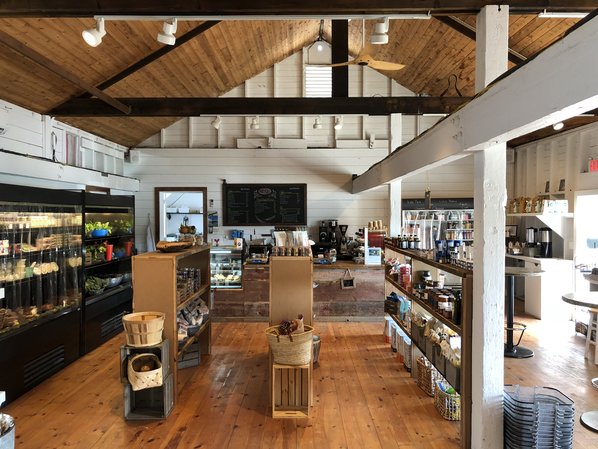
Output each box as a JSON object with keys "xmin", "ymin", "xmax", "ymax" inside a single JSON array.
[
  {"xmin": 265, "ymin": 325, "xmax": 314, "ymax": 365},
  {"xmin": 122, "ymin": 312, "xmax": 165, "ymax": 347},
  {"xmin": 416, "ymin": 356, "xmax": 438, "ymax": 397},
  {"xmin": 127, "ymin": 353, "xmax": 163, "ymax": 391},
  {"xmin": 434, "ymin": 380, "xmax": 461, "ymax": 421}
]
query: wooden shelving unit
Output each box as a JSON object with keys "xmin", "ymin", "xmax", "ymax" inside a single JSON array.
[
  {"xmin": 385, "ymin": 243, "xmax": 472, "ymax": 449},
  {"xmin": 132, "ymin": 245, "xmax": 211, "ymax": 400}
]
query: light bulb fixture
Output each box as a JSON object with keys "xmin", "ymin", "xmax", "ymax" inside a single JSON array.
[
  {"xmin": 334, "ymin": 116, "xmax": 343, "ymax": 130},
  {"xmin": 371, "ymin": 17, "xmax": 390, "ymax": 45},
  {"xmin": 157, "ymin": 18, "xmax": 177, "ymax": 45},
  {"xmin": 313, "ymin": 116, "xmax": 322, "ymax": 129},
  {"xmin": 553, "ymin": 122, "xmax": 565, "ymax": 131},
  {"xmin": 538, "ymin": 10, "xmax": 588, "ymax": 19},
  {"xmin": 82, "ymin": 17, "xmax": 106, "ymax": 47},
  {"xmin": 250, "ymin": 116, "xmax": 260, "ymax": 130},
  {"xmin": 211, "ymin": 116, "xmax": 222, "ymax": 130}
]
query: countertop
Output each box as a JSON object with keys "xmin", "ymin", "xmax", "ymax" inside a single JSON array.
[
  {"xmin": 505, "ymin": 254, "xmax": 573, "ymax": 263},
  {"xmin": 244, "ymin": 260, "xmax": 383, "ymax": 270}
]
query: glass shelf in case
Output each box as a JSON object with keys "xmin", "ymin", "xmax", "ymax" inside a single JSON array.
[{"xmin": 210, "ymin": 247, "xmax": 243, "ymax": 289}]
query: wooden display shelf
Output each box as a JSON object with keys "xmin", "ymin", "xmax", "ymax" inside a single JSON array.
[
  {"xmin": 386, "ymin": 244, "xmax": 472, "ymax": 278},
  {"xmin": 389, "ymin": 313, "xmax": 410, "ymax": 336},
  {"xmin": 176, "ymin": 318, "xmax": 211, "ymax": 358},
  {"xmin": 176, "ymin": 283, "xmax": 210, "ymax": 311},
  {"xmin": 386, "ymin": 276, "xmax": 461, "ymax": 334}
]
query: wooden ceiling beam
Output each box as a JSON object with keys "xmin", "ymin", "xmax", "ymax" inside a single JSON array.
[
  {"xmin": 0, "ymin": 30, "xmax": 131, "ymax": 114},
  {"xmin": 49, "ymin": 97, "xmax": 471, "ymax": 117},
  {"xmin": 435, "ymin": 16, "xmax": 527, "ymax": 64},
  {"xmin": 0, "ymin": 1, "xmax": 596, "ymax": 17},
  {"xmin": 331, "ymin": 20, "xmax": 349, "ymax": 98},
  {"xmin": 79, "ymin": 20, "xmax": 220, "ymax": 97}
]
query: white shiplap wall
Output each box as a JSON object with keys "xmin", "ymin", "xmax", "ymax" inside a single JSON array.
[
  {"xmin": 129, "ymin": 48, "xmax": 477, "ymax": 248},
  {"xmin": 126, "ymin": 147, "xmax": 388, "ymax": 250},
  {"xmin": 513, "ymin": 121, "xmax": 598, "ymax": 202}
]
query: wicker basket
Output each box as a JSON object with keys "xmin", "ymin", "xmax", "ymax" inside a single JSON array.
[
  {"xmin": 266, "ymin": 325, "xmax": 314, "ymax": 365},
  {"xmin": 416, "ymin": 356, "xmax": 438, "ymax": 397},
  {"xmin": 122, "ymin": 312, "xmax": 165, "ymax": 347},
  {"xmin": 127, "ymin": 353, "xmax": 163, "ymax": 391},
  {"xmin": 434, "ymin": 380, "xmax": 461, "ymax": 421}
]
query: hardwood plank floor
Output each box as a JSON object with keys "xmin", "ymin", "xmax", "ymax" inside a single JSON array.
[{"xmin": 3, "ymin": 311, "xmax": 598, "ymax": 448}]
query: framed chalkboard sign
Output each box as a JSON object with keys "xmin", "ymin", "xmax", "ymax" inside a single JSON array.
[{"xmin": 223, "ymin": 183, "xmax": 307, "ymax": 226}]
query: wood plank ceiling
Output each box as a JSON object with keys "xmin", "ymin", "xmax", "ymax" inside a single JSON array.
[{"xmin": 0, "ymin": 11, "xmax": 586, "ymax": 147}]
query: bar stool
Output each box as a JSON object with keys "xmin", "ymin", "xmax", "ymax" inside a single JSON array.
[{"xmin": 585, "ymin": 308, "xmax": 598, "ymax": 364}]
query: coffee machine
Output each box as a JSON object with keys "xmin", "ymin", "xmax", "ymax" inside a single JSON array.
[
  {"xmin": 539, "ymin": 227, "xmax": 552, "ymax": 258},
  {"xmin": 524, "ymin": 227, "xmax": 538, "ymax": 257}
]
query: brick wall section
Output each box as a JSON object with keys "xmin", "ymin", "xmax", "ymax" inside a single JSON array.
[{"xmin": 213, "ymin": 264, "xmax": 384, "ymax": 320}]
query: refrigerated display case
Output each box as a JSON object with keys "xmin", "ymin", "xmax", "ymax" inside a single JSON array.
[
  {"xmin": 82, "ymin": 192, "xmax": 134, "ymax": 354},
  {"xmin": 210, "ymin": 247, "xmax": 243, "ymax": 289},
  {"xmin": 0, "ymin": 183, "xmax": 82, "ymax": 403}
]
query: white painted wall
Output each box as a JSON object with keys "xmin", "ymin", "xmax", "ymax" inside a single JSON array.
[
  {"xmin": 126, "ymin": 147, "xmax": 388, "ymax": 251},
  {"xmin": 512, "ymin": 121, "xmax": 598, "ymax": 206}
]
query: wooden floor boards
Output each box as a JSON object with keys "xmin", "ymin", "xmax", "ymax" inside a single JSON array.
[{"xmin": 3, "ymin": 311, "xmax": 598, "ymax": 448}]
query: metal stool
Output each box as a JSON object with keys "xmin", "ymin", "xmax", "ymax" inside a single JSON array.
[{"xmin": 585, "ymin": 308, "xmax": 598, "ymax": 364}]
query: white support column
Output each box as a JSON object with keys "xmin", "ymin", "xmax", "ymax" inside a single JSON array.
[
  {"xmin": 389, "ymin": 113, "xmax": 403, "ymax": 236},
  {"xmin": 472, "ymin": 5, "xmax": 508, "ymax": 449}
]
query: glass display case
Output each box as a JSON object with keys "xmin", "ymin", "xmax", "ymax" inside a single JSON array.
[
  {"xmin": 0, "ymin": 193, "xmax": 82, "ymax": 339},
  {"xmin": 0, "ymin": 183, "xmax": 82, "ymax": 404},
  {"xmin": 402, "ymin": 209, "xmax": 474, "ymax": 250},
  {"xmin": 82, "ymin": 192, "xmax": 135, "ymax": 354},
  {"xmin": 210, "ymin": 247, "xmax": 243, "ymax": 289}
]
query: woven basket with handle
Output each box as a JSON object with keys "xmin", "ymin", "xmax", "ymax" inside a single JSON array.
[{"xmin": 265, "ymin": 325, "xmax": 314, "ymax": 365}]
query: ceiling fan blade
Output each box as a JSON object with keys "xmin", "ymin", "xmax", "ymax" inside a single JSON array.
[
  {"xmin": 358, "ymin": 43, "xmax": 379, "ymax": 58},
  {"xmin": 368, "ymin": 60, "xmax": 406, "ymax": 71},
  {"xmin": 327, "ymin": 61, "xmax": 356, "ymax": 68}
]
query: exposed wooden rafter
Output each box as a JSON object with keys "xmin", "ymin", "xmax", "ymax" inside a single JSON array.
[
  {"xmin": 435, "ymin": 16, "xmax": 527, "ymax": 64},
  {"xmin": 0, "ymin": 1, "xmax": 595, "ymax": 17},
  {"xmin": 331, "ymin": 20, "xmax": 349, "ymax": 98},
  {"xmin": 80, "ymin": 21, "xmax": 220, "ymax": 97},
  {"xmin": 49, "ymin": 96, "xmax": 471, "ymax": 117},
  {"xmin": 0, "ymin": 30, "xmax": 131, "ymax": 114}
]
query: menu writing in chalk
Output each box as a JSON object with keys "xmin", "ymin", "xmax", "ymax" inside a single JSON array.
[{"xmin": 223, "ymin": 183, "xmax": 307, "ymax": 226}]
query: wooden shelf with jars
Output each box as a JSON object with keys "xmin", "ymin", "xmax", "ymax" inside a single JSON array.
[{"xmin": 384, "ymin": 243, "xmax": 472, "ymax": 449}]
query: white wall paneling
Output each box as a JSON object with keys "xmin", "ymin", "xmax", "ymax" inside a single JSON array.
[{"xmin": 126, "ymin": 147, "xmax": 388, "ymax": 252}]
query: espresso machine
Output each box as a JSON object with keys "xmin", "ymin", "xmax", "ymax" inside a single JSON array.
[{"xmin": 539, "ymin": 227, "xmax": 552, "ymax": 258}]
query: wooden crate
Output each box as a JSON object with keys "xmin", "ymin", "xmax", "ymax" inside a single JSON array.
[{"xmin": 271, "ymin": 362, "xmax": 311, "ymax": 419}]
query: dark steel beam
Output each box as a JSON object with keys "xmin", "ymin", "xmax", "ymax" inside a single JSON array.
[
  {"xmin": 331, "ymin": 20, "xmax": 349, "ymax": 98},
  {"xmin": 49, "ymin": 96, "xmax": 471, "ymax": 117},
  {"xmin": 0, "ymin": 30, "xmax": 131, "ymax": 114},
  {"xmin": 435, "ymin": 16, "xmax": 527, "ymax": 65},
  {"xmin": 0, "ymin": 1, "xmax": 596, "ymax": 17}
]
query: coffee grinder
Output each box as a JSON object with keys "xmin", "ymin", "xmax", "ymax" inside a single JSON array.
[
  {"xmin": 524, "ymin": 227, "xmax": 538, "ymax": 257},
  {"xmin": 318, "ymin": 220, "xmax": 329, "ymax": 243},
  {"xmin": 328, "ymin": 220, "xmax": 339, "ymax": 251}
]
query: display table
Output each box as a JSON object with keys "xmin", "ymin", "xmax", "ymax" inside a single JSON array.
[
  {"xmin": 561, "ymin": 292, "xmax": 598, "ymax": 433},
  {"xmin": 504, "ymin": 266, "xmax": 543, "ymax": 358}
]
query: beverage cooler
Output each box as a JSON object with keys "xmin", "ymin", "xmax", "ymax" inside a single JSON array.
[
  {"xmin": 210, "ymin": 247, "xmax": 243, "ymax": 289},
  {"xmin": 0, "ymin": 184, "xmax": 82, "ymax": 404}
]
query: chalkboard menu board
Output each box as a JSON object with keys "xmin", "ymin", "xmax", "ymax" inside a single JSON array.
[
  {"xmin": 223, "ymin": 183, "xmax": 307, "ymax": 226},
  {"xmin": 402, "ymin": 198, "xmax": 474, "ymax": 210}
]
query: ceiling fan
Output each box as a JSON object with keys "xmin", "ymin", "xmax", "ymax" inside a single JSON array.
[{"xmin": 308, "ymin": 19, "xmax": 406, "ymax": 72}]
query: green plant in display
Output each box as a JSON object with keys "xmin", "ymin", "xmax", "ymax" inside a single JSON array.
[{"xmin": 85, "ymin": 221, "xmax": 112, "ymax": 235}]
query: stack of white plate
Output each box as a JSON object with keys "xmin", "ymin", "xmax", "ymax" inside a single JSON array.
[{"xmin": 504, "ymin": 385, "xmax": 575, "ymax": 449}]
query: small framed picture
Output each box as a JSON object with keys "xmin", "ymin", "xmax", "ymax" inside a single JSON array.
[
  {"xmin": 558, "ymin": 179, "xmax": 566, "ymax": 192},
  {"xmin": 505, "ymin": 225, "xmax": 518, "ymax": 237},
  {"xmin": 544, "ymin": 181, "xmax": 550, "ymax": 193}
]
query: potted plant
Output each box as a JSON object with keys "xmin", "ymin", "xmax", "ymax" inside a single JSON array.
[
  {"xmin": 85, "ymin": 222, "xmax": 112, "ymax": 238},
  {"xmin": 113, "ymin": 219, "xmax": 133, "ymax": 235},
  {"xmin": 87, "ymin": 244, "xmax": 106, "ymax": 264}
]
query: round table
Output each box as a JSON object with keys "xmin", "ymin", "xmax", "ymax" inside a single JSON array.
[
  {"xmin": 561, "ymin": 292, "xmax": 598, "ymax": 433},
  {"xmin": 504, "ymin": 266, "xmax": 543, "ymax": 358}
]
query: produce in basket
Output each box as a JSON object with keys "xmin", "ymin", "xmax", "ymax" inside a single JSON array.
[{"xmin": 278, "ymin": 314, "xmax": 305, "ymax": 335}]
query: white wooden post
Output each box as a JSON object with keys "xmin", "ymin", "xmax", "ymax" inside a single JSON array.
[
  {"xmin": 472, "ymin": 5, "xmax": 508, "ymax": 449},
  {"xmin": 389, "ymin": 113, "xmax": 402, "ymax": 236}
]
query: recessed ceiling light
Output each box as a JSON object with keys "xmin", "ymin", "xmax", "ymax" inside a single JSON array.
[{"xmin": 553, "ymin": 122, "xmax": 564, "ymax": 131}]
